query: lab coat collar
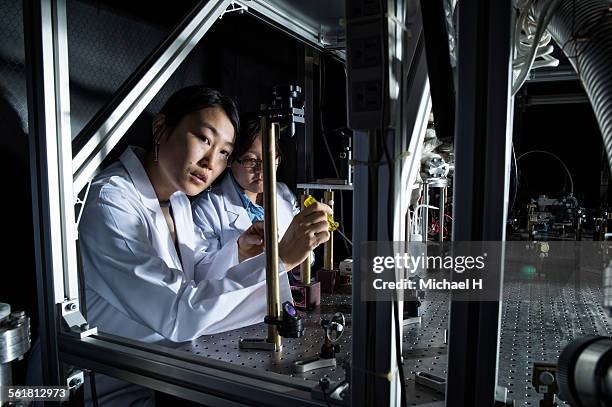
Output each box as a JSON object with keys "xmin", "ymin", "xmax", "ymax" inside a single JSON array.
[
  {"xmin": 119, "ymin": 147, "xmax": 162, "ymax": 214},
  {"xmin": 119, "ymin": 146, "xmax": 187, "ymax": 273},
  {"xmin": 170, "ymin": 193, "xmax": 195, "ymax": 280},
  {"xmin": 219, "ymin": 174, "xmax": 253, "ymax": 231}
]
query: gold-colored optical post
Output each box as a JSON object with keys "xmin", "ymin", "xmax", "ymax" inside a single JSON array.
[
  {"xmin": 300, "ymin": 193, "xmax": 312, "ymax": 285},
  {"xmin": 239, "ymin": 116, "xmax": 282, "ymax": 351},
  {"xmin": 323, "ymin": 190, "xmax": 334, "ymax": 270},
  {"xmin": 263, "ymin": 118, "xmax": 281, "ymax": 350}
]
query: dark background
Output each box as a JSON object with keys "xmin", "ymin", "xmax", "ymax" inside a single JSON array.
[{"xmin": 511, "ymin": 53, "xmax": 608, "ymax": 217}]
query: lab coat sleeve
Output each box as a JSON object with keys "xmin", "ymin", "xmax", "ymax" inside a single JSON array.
[
  {"xmin": 192, "ymin": 195, "xmax": 240, "ymax": 282},
  {"xmin": 81, "ymin": 189, "xmax": 282, "ymax": 342},
  {"xmin": 279, "ymin": 184, "xmax": 315, "ymax": 265},
  {"xmin": 287, "ymin": 187, "xmax": 300, "ymax": 217}
]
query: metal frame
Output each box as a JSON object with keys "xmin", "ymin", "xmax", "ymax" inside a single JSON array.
[
  {"xmin": 59, "ymin": 333, "xmax": 326, "ymax": 407},
  {"xmin": 525, "ymin": 93, "xmax": 589, "ymax": 106},
  {"xmin": 24, "ymin": 0, "xmax": 77, "ymax": 386},
  {"xmin": 351, "ymin": 128, "xmax": 392, "ymax": 407},
  {"xmin": 234, "ymin": 0, "xmax": 346, "ymax": 62},
  {"xmin": 419, "ymin": 0, "xmax": 455, "ymax": 142},
  {"xmin": 349, "ymin": 1, "xmax": 430, "ymax": 406},
  {"xmin": 445, "ymin": 0, "xmax": 513, "ymax": 406},
  {"xmin": 526, "ymin": 67, "xmax": 579, "ymax": 83}
]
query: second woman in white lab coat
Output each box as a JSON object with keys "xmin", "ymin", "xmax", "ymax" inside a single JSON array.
[{"xmin": 192, "ymin": 117, "xmax": 308, "ymax": 282}]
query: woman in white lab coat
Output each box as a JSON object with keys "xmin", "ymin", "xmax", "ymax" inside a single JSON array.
[
  {"xmin": 28, "ymin": 87, "xmax": 332, "ymax": 407},
  {"xmin": 192, "ymin": 117, "xmax": 308, "ymax": 283}
]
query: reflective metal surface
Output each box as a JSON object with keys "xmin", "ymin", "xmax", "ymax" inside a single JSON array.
[{"xmin": 0, "ymin": 312, "xmax": 31, "ymax": 364}]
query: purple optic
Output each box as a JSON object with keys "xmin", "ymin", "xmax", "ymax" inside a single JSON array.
[{"xmin": 284, "ymin": 302, "xmax": 297, "ymax": 317}]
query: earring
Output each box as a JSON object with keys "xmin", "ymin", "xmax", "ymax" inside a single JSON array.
[
  {"xmin": 153, "ymin": 142, "xmax": 160, "ymax": 162},
  {"xmin": 152, "ymin": 123, "xmax": 165, "ymax": 163}
]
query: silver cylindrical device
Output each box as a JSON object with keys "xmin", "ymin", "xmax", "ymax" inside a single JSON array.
[
  {"xmin": 0, "ymin": 305, "xmax": 31, "ymax": 405},
  {"xmin": 422, "ymin": 182, "xmax": 429, "ymax": 242},
  {"xmin": 439, "ymin": 187, "xmax": 446, "ymax": 242}
]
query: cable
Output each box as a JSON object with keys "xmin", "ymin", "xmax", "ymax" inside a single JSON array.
[
  {"xmin": 512, "ymin": 0, "xmax": 560, "ymax": 88},
  {"xmin": 412, "ymin": 204, "xmax": 440, "ymax": 237},
  {"xmin": 509, "ymin": 143, "xmax": 519, "ymax": 212},
  {"xmin": 512, "ymin": 0, "xmax": 563, "ymax": 95},
  {"xmin": 336, "ymin": 228, "xmax": 353, "ymax": 247},
  {"xmin": 516, "ymin": 149, "xmax": 574, "ymax": 196}
]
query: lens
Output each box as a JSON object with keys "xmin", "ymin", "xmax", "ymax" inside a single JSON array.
[
  {"xmin": 283, "ymin": 301, "xmax": 297, "ymax": 317},
  {"xmin": 557, "ymin": 336, "xmax": 612, "ymax": 407}
]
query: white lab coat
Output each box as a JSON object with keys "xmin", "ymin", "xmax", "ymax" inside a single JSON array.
[
  {"xmin": 191, "ymin": 173, "xmax": 301, "ymax": 281},
  {"xmin": 28, "ymin": 147, "xmax": 293, "ymax": 407}
]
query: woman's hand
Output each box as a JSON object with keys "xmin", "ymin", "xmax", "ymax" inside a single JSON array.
[
  {"xmin": 278, "ymin": 202, "xmax": 332, "ymax": 270},
  {"xmin": 237, "ymin": 221, "xmax": 265, "ymax": 262}
]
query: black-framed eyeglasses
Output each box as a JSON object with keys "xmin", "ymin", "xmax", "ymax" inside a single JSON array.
[{"xmin": 236, "ymin": 156, "xmax": 281, "ymax": 168}]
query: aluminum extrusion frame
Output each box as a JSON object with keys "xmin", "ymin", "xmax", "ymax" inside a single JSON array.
[{"xmin": 24, "ymin": 0, "xmax": 76, "ymax": 386}]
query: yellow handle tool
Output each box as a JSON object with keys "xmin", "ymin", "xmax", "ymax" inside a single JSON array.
[{"xmin": 303, "ymin": 195, "xmax": 340, "ymax": 232}]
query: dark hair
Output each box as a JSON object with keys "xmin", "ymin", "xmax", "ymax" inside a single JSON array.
[
  {"xmin": 232, "ymin": 113, "xmax": 281, "ymax": 161},
  {"xmin": 159, "ymin": 86, "xmax": 240, "ymax": 138}
]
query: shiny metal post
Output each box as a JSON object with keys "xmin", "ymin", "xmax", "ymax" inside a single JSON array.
[
  {"xmin": 422, "ymin": 181, "xmax": 429, "ymax": 241},
  {"xmin": 323, "ymin": 190, "xmax": 334, "ymax": 269},
  {"xmin": 239, "ymin": 117, "xmax": 282, "ymax": 352},
  {"xmin": 300, "ymin": 194, "xmax": 312, "ymax": 284},
  {"xmin": 439, "ymin": 186, "xmax": 446, "ymax": 242},
  {"xmin": 262, "ymin": 117, "xmax": 282, "ymax": 351}
]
